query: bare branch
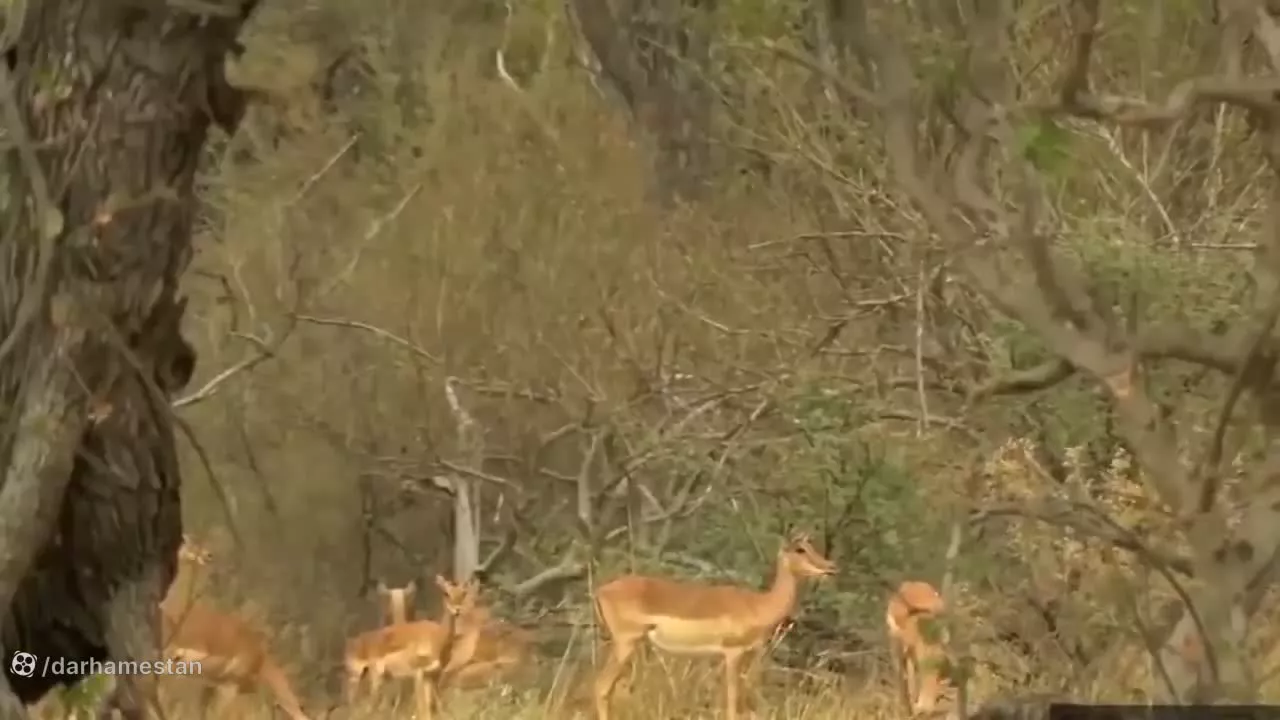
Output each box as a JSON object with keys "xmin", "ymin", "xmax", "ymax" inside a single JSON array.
[
  {"xmin": 172, "ymin": 323, "xmax": 294, "ymax": 409},
  {"xmin": 432, "ymin": 460, "xmax": 521, "ymax": 491},
  {"xmin": 968, "ymin": 359, "xmax": 1075, "ymax": 400},
  {"xmin": 971, "ymin": 500, "xmax": 1191, "ymax": 577},
  {"xmin": 1055, "ymin": 0, "xmax": 1280, "ymax": 126},
  {"xmin": 509, "ymin": 553, "xmax": 587, "ymax": 598},
  {"xmin": 576, "ymin": 430, "xmax": 601, "ymax": 534},
  {"xmin": 294, "ymin": 314, "xmax": 440, "ymax": 364},
  {"xmin": 1197, "ymin": 292, "xmax": 1280, "ymax": 511}
]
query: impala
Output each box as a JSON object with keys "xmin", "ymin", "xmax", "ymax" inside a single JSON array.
[
  {"xmin": 356, "ymin": 578, "xmax": 421, "ymax": 703},
  {"xmin": 592, "ymin": 532, "xmax": 836, "ymax": 720},
  {"xmin": 886, "ymin": 580, "xmax": 948, "ymax": 714},
  {"xmin": 162, "ymin": 538, "xmax": 312, "ymax": 720},
  {"xmin": 343, "ymin": 575, "xmax": 484, "ymax": 718},
  {"xmin": 439, "ymin": 585, "xmax": 535, "ymax": 691}
]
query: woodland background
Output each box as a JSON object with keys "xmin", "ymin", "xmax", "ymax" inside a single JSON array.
[{"xmin": 41, "ymin": 0, "xmax": 1280, "ymax": 716}]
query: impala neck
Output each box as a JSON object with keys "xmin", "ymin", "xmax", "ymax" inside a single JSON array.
[
  {"xmin": 439, "ymin": 604, "xmax": 458, "ymax": 634},
  {"xmin": 760, "ymin": 552, "xmax": 800, "ymax": 626},
  {"xmin": 387, "ymin": 593, "xmax": 410, "ymax": 624},
  {"xmin": 435, "ymin": 605, "xmax": 460, "ymax": 669}
]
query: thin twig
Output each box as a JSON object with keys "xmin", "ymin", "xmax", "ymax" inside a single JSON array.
[{"xmin": 294, "ymin": 314, "xmax": 440, "ymax": 363}]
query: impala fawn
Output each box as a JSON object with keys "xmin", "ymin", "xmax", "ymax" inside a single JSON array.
[
  {"xmin": 887, "ymin": 580, "xmax": 948, "ymax": 714},
  {"xmin": 163, "ymin": 537, "xmax": 312, "ymax": 720},
  {"xmin": 592, "ymin": 532, "xmax": 836, "ymax": 720},
  {"xmin": 343, "ymin": 575, "xmax": 483, "ymax": 718}
]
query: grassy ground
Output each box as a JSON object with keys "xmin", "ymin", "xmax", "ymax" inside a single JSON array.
[
  {"xmin": 25, "ymin": 633, "xmax": 1202, "ymax": 719},
  {"xmin": 159, "ymin": 658, "xmax": 905, "ymax": 719}
]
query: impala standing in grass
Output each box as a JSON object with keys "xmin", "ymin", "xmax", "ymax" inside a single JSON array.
[
  {"xmin": 886, "ymin": 580, "xmax": 948, "ymax": 715},
  {"xmin": 439, "ymin": 582, "xmax": 535, "ymax": 692},
  {"xmin": 162, "ymin": 538, "xmax": 312, "ymax": 720},
  {"xmin": 343, "ymin": 574, "xmax": 484, "ymax": 718},
  {"xmin": 592, "ymin": 532, "xmax": 837, "ymax": 720}
]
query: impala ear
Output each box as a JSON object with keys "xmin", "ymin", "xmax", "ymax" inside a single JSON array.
[
  {"xmin": 375, "ymin": 580, "xmax": 389, "ymax": 596},
  {"xmin": 404, "ymin": 580, "xmax": 417, "ymax": 595},
  {"xmin": 434, "ymin": 574, "xmax": 451, "ymax": 591}
]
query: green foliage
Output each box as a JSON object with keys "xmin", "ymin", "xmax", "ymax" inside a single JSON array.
[
  {"xmin": 1071, "ymin": 226, "xmax": 1243, "ymax": 329},
  {"xmin": 918, "ymin": 615, "xmax": 946, "ymax": 646},
  {"xmin": 717, "ymin": 0, "xmax": 803, "ymax": 40},
  {"xmin": 1017, "ymin": 118, "xmax": 1072, "ymax": 175},
  {"xmin": 56, "ymin": 673, "xmax": 112, "ymax": 713}
]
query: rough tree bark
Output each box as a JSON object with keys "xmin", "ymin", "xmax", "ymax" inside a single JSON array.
[
  {"xmin": 567, "ymin": 0, "xmax": 717, "ymax": 204},
  {"xmin": 0, "ymin": 0, "xmax": 259, "ymax": 717},
  {"xmin": 853, "ymin": 0, "xmax": 1280, "ymax": 705}
]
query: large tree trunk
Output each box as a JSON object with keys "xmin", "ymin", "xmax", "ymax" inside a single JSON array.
[
  {"xmin": 0, "ymin": 1, "xmax": 257, "ymax": 717},
  {"xmin": 568, "ymin": 0, "xmax": 717, "ymax": 204}
]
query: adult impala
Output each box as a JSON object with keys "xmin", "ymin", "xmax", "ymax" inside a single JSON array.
[
  {"xmin": 343, "ymin": 575, "xmax": 484, "ymax": 718},
  {"xmin": 163, "ymin": 537, "xmax": 312, "ymax": 720},
  {"xmin": 439, "ymin": 584, "xmax": 535, "ymax": 691},
  {"xmin": 886, "ymin": 580, "xmax": 948, "ymax": 715},
  {"xmin": 592, "ymin": 532, "xmax": 836, "ymax": 720}
]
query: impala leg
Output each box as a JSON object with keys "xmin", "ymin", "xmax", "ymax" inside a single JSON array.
[
  {"xmin": 416, "ymin": 673, "xmax": 438, "ymax": 720},
  {"xmin": 914, "ymin": 645, "xmax": 942, "ymax": 713},
  {"xmin": 344, "ymin": 666, "xmax": 363, "ymax": 705},
  {"xmin": 739, "ymin": 646, "xmax": 769, "ymax": 714},
  {"xmin": 903, "ymin": 650, "xmax": 919, "ymax": 713},
  {"xmin": 368, "ymin": 667, "xmax": 385, "ymax": 701},
  {"xmin": 210, "ymin": 682, "xmax": 238, "ymax": 718},
  {"xmin": 722, "ymin": 649, "xmax": 746, "ymax": 720},
  {"xmin": 886, "ymin": 637, "xmax": 907, "ymax": 714},
  {"xmin": 593, "ymin": 635, "xmax": 640, "ymax": 720}
]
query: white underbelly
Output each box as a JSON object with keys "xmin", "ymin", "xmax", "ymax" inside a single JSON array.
[
  {"xmin": 646, "ymin": 615, "xmax": 740, "ymax": 655},
  {"xmin": 648, "ymin": 630, "xmax": 723, "ymax": 655}
]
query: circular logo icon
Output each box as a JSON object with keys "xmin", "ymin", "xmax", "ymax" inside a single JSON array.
[{"xmin": 9, "ymin": 651, "xmax": 35, "ymax": 678}]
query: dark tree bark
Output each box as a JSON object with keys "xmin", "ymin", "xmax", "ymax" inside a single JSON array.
[
  {"xmin": 569, "ymin": 0, "xmax": 717, "ymax": 204},
  {"xmin": 0, "ymin": 1, "xmax": 258, "ymax": 717}
]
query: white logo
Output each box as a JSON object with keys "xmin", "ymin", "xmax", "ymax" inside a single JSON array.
[{"xmin": 9, "ymin": 652, "xmax": 36, "ymax": 678}]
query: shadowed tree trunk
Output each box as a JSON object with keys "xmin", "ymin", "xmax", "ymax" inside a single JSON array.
[
  {"xmin": 568, "ymin": 0, "xmax": 717, "ymax": 204},
  {"xmin": 0, "ymin": 0, "xmax": 258, "ymax": 717}
]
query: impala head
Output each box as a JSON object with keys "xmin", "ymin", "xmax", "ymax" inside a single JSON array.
[
  {"xmin": 896, "ymin": 580, "xmax": 945, "ymax": 614},
  {"xmin": 780, "ymin": 532, "xmax": 836, "ymax": 578},
  {"xmin": 434, "ymin": 574, "xmax": 479, "ymax": 618},
  {"xmin": 376, "ymin": 580, "xmax": 418, "ymax": 603},
  {"xmin": 177, "ymin": 534, "xmax": 213, "ymax": 567}
]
